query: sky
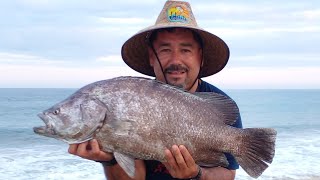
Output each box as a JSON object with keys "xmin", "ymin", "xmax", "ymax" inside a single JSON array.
[{"xmin": 0, "ymin": 0, "xmax": 319, "ymax": 88}]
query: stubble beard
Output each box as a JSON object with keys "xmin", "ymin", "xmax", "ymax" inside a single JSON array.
[
  {"xmin": 164, "ymin": 64, "xmax": 190, "ymax": 89},
  {"xmin": 168, "ymin": 79, "xmax": 185, "ymax": 89},
  {"xmin": 167, "ymin": 76, "xmax": 192, "ymax": 90}
]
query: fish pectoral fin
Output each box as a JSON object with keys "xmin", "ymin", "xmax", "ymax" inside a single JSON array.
[
  {"xmin": 111, "ymin": 119, "xmax": 136, "ymax": 136},
  {"xmin": 114, "ymin": 152, "xmax": 135, "ymax": 178}
]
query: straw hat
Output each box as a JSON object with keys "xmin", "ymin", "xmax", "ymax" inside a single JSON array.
[{"xmin": 121, "ymin": 0, "xmax": 230, "ymax": 78}]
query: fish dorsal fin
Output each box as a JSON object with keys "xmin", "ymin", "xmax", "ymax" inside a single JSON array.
[
  {"xmin": 194, "ymin": 92, "xmax": 239, "ymax": 125},
  {"xmin": 114, "ymin": 152, "xmax": 135, "ymax": 178}
]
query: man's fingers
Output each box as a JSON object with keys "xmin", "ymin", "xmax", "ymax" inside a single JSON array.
[
  {"xmin": 165, "ymin": 148, "xmax": 175, "ymax": 164},
  {"xmin": 164, "ymin": 145, "xmax": 197, "ymax": 178},
  {"xmin": 179, "ymin": 145, "xmax": 195, "ymax": 168},
  {"xmin": 76, "ymin": 141, "xmax": 89, "ymax": 157},
  {"xmin": 165, "ymin": 148, "xmax": 177, "ymax": 170},
  {"xmin": 172, "ymin": 145, "xmax": 188, "ymax": 170},
  {"xmin": 89, "ymin": 139, "xmax": 100, "ymax": 155},
  {"xmin": 68, "ymin": 144, "xmax": 79, "ymax": 155}
]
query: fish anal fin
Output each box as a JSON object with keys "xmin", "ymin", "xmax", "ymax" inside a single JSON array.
[
  {"xmin": 197, "ymin": 151, "xmax": 229, "ymax": 168},
  {"xmin": 114, "ymin": 152, "xmax": 135, "ymax": 178}
]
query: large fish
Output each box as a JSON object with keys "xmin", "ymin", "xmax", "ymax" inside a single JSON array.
[{"xmin": 33, "ymin": 76, "xmax": 276, "ymax": 178}]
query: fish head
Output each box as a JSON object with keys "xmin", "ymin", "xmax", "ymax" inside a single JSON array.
[{"xmin": 34, "ymin": 93, "xmax": 108, "ymax": 144}]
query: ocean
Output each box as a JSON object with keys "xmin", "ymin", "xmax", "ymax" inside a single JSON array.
[{"xmin": 0, "ymin": 88, "xmax": 319, "ymax": 180}]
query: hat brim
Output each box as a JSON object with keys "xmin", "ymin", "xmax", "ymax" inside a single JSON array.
[{"xmin": 121, "ymin": 24, "xmax": 230, "ymax": 78}]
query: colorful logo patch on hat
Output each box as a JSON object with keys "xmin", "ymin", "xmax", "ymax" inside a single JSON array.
[{"xmin": 167, "ymin": 5, "xmax": 190, "ymax": 23}]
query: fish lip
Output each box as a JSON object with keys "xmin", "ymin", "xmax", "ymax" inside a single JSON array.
[
  {"xmin": 34, "ymin": 113, "xmax": 92, "ymax": 144},
  {"xmin": 34, "ymin": 113, "xmax": 56, "ymax": 136},
  {"xmin": 33, "ymin": 126, "xmax": 47, "ymax": 135}
]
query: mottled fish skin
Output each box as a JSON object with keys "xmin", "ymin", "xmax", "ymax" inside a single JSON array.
[
  {"xmin": 34, "ymin": 76, "xmax": 277, "ymax": 178},
  {"xmin": 93, "ymin": 77, "xmax": 238, "ymax": 160}
]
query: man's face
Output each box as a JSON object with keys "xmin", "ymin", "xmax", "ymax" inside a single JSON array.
[{"xmin": 149, "ymin": 28, "xmax": 202, "ymax": 90}]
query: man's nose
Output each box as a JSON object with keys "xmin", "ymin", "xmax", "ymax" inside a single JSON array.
[{"xmin": 169, "ymin": 49, "xmax": 182, "ymax": 63}]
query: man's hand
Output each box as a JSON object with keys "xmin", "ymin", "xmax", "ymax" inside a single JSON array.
[
  {"xmin": 163, "ymin": 145, "xmax": 199, "ymax": 179},
  {"xmin": 68, "ymin": 139, "xmax": 146, "ymax": 180},
  {"xmin": 68, "ymin": 139, "xmax": 113, "ymax": 161}
]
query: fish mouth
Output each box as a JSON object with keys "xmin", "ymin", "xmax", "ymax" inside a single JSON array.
[
  {"xmin": 33, "ymin": 113, "xmax": 94, "ymax": 144},
  {"xmin": 33, "ymin": 113, "xmax": 57, "ymax": 137}
]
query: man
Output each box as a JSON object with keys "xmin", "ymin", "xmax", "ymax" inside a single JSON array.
[{"xmin": 69, "ymin": 1, "xmax": 242, "ymax": 179}]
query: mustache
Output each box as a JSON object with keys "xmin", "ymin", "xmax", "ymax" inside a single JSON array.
[{"xmin": 164, "ymin": 64, "xmax": 189, "ymax": 73}]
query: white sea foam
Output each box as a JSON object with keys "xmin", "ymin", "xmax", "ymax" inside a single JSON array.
[{"xmin": 0, "ymin": 144, "xmax": 105, "ymax": 180}]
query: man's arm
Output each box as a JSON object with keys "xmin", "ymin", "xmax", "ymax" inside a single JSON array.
[
  {"xmin": 163, "ymin": 145, "xmax": 236, "ymax": 180},
  {"xmin": 68, "ymin": 139, "xmax": 145, "ymax": 180}
]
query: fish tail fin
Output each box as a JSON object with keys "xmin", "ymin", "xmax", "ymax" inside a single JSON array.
[{"xmin": 235, "ymin": 128, "xmax": 277, "ymax": 178}]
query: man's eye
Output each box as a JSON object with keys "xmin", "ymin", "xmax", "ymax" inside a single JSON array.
[
  {"xmin": 182, "ymin": 49, "xmax": 191, "ymax": 53},
  {"xmin": 160, "ymin": 49, "xmax": 171, "ymax": 53}
]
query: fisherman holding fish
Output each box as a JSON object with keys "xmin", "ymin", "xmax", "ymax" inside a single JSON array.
[
  {"xmin": 68, "ymin": 1, "xmax": 242, "ymax": 179},
  {"xmin": 33, "ymin": 0, "xmax": 276, "ymax": 179},
  {"xmin": 64, "ymin": 0, "xmax": 257, "ymax": 179}
]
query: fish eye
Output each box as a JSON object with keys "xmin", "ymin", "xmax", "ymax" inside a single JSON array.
[{"xmin": 52, "ymin": 109, "xmax": 60, "ymax": 115}]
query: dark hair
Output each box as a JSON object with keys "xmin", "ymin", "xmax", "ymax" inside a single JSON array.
[{"xmin": 147, "ymin": 27, "xmax": 203, "ymax": 49}]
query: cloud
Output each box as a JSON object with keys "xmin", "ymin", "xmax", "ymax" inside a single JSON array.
[
  {"xmin": 0, "ymin": 64, "xmax": 147, "ymax": 88},
  {"xmin": 0, "ymin": 52, "xmax": 67, "ymax": 66},
  {"xmin": 204, "ymin": 67, "xmax": 320, "ymax": 89},
  {"xmin": 95, "ymin": 55, "xmax": 126, "ymax": 66},
  {"xmin": 18, "ymin": 0, "xmax": 60, "ymax": 9},
  {"xmin": 206, "ymin": 26, "xmax": 320, "ymax": 39},
  {"xmin": 7, "ymin": 0, "xmax": 160, "ymax": 13},
  {"xmin": 195, "ymin": 2, "xmax": 319, "ymax": 33},
  {"xmin": 0, "ymin": 60, "xmax": 319, "ymax": 88},
  {"xmin": 299, "ymin": 9, "xmax": 320, "ymax": 20},
  {"xmin": 97, "ymin": 17, "xmax": 150, "ymax": 25},
  {"xmin": 0, "ymin": 51, "xmax": 117, "ymax": 68},
  {"xmin": 229, "ymin": 53, "xmax": 320, "ymax": 67}
]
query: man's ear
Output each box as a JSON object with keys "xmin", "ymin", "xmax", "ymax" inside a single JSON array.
[
  {"xmin": 200, "ymin": 48, "xmax": 204, "ymax": 67},
  {"xmin": 148, "ymin": 47, "xmax": 155, "ymax": 67}
]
